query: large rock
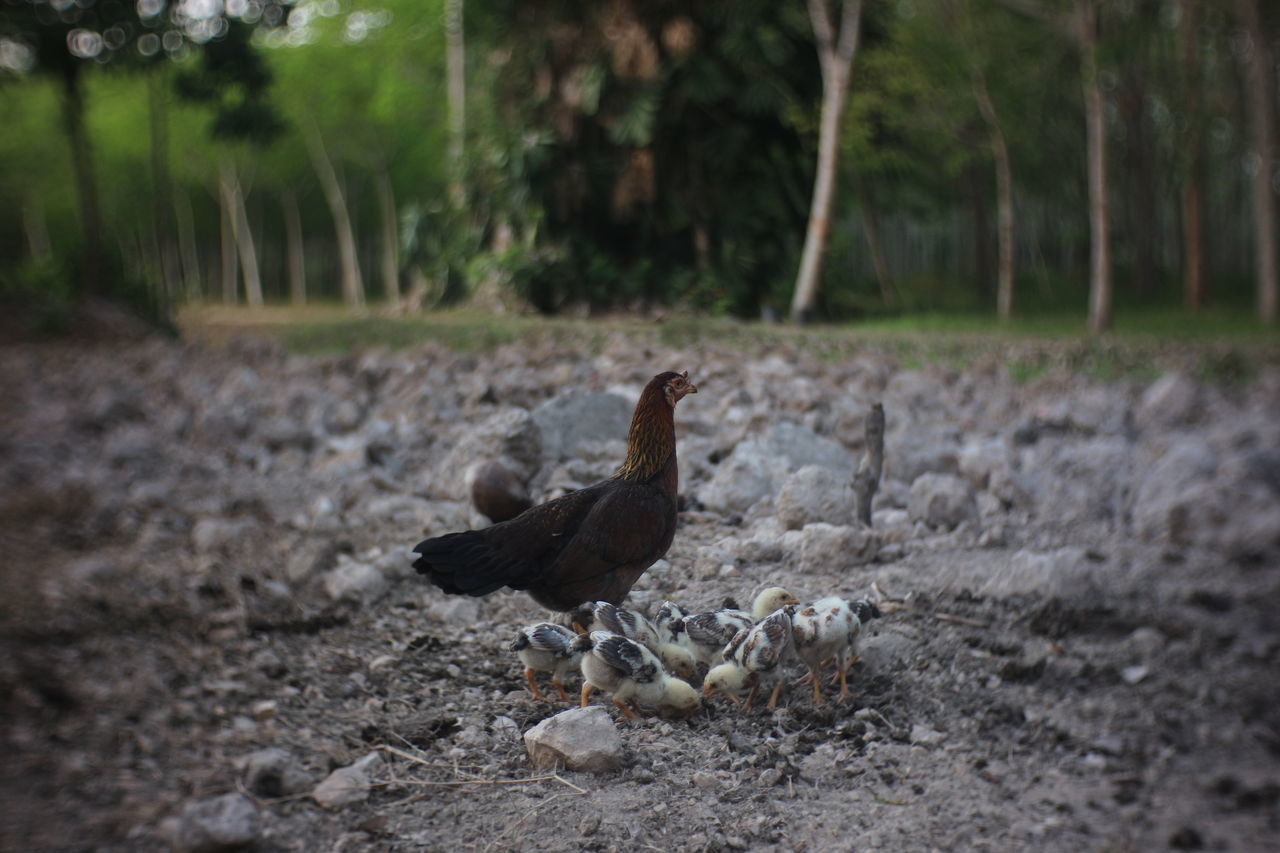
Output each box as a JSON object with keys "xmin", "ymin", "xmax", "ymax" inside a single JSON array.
[
  {"xmin": 1136, "ymin": 372, "xmax": 1201, "ymax": 431},
  {"xmin": 699, "ymin": 422, "xmax": 853, "ymax": 514},
  {"xmin": 322, "ymin": 556, "xmax": 389, "ymax": 604},
  {"xmin": 532, "ymin": 391, "xmax": 632, "ymax": 462},
  {"xmin": 312, "ymin": 752, "xmax": 383, "ymax": 810},
  {"xmin": 523, "ymin": 706, "xmax": 623, "ymax": 773},
  {"xmin": 438, "ymin": 408, "xmax": 543, "ymax": 499},
  {"xmin": 176, "ymin": 793, "xmax": 259, "ymax": 852},
  {"xmin": 776, "ymin": 465, "xmax": 856, "ymax": 530},
  {"xmin": 907, "ymin": 473, "xmax": 978, "ymax": 530},
  {"xmin": 1130, "ymin": 438, "xmax": 1217, "ymax": 543},
  {"xmin": 792, "ymin": 523, "xmax": 881, "ymax": 572}
]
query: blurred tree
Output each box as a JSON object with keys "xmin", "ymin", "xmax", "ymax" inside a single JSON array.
[
  {"xmin": 1234, "ymin": 0, "xmax": 1277, "ymax": 324},
  {"xmin": 0, "ymin": 0, "xmax": 286, "ymax": 306},
  {"xmin": 790, "ymin": 0, "xmax": 864, "ymax": 323}
]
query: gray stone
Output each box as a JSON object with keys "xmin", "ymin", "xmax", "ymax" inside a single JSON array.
[
  {"xmin": 910, "ymin": 724, "xmax": 946, "ymax": 747},
  {"xmin": 699, "ymin": 422, "xmax": 852, "ymax": 514},
  {"xmin": 322, "ymin": 556, "xmax": 388, "ymax": 604},
  {"xmin": 1130, "ymin": 438, "xmax": 1217, "ymax": 543},
  {"xmin": 532, "ymin": 391, "xmax": 632, "ymax": 462},
  {"xmin": 793, "ymin": 523, "xmax": 880, "ymax": 572},
  {"xmin": 523, "ymin": 706, "xmax": 623, "ymax": 773},
  {"xmin": 438, "ymin": 408, "xmax": 543, "ymax": 499},
  {"xmin": 312, "ymin": 752, "xmax": 383, "ymax": 810},
  {"xmin": 176, "ymin": 793, "xmax": 259, "ymax": 852},
  {"xmin": 239, "ymin": 747, "xmax": 313, "ymax": 797},
  {"xmin": 907, "ymin": 473, "xmax": 978, "ymax": 530},
  {"xmin": 1136, "ymin": 372, "xmax": 1201, "ymax": 431},
  {"xmin": 776, "ymin": 465, "xmax": 856, "ymax": 530}
]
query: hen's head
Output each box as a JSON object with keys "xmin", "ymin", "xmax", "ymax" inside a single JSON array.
[{"xmin": 652, "ymin": 370, "xmax": 697, "ymax": 408}]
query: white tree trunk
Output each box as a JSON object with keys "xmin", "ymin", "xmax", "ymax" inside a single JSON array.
[
  {"xmin": 1237, "ymin": 0, "xmax": 1278, "ymax": 324},
  {"xmin": 446, "ymin": 0, "xmax": 467, "ymax": 206},
  {"xmin": 304, "ymin": 122, "xmax": 366, "ymax": 309},
  {"xmin": 221, "ymin": 158, "xmax": 263, "ymax": 308},
  {"xmin": 790, "ymin": 0, "xmax": 864, "ymax": 323}
]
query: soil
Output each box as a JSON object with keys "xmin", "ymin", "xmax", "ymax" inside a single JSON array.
[{"xmin": 1, "ymin": 323, "xmax": 1278, "ymax": 852}]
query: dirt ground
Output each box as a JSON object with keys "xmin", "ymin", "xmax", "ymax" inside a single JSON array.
[{"xmin": 1, "ymin": 321, "xmax": 1278, "ymax": 852}]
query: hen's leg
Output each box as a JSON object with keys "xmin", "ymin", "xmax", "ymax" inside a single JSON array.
[{"xmin": 524, "ymin": 668, "xmax": 543, "ymax": 701}]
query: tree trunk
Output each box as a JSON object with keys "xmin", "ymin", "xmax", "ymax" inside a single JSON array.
[
  {"xmin": 1079, "ymin": 0, "xmax": 1112, "ymax": 333},
  {"xmin": 281, "ymin": 188, "xmax": 307, "ymax": 306},
  {"xmin": 173, "ymin": 187, "xmax": 202, "ymax": 301},
  {"xmin": 59, "ymin": 63, "xmax": 104, "ymax": 295},
  {"xmin": 22, "ymin": 192, "xmax": 52, "ymax": 261},
  {"xmin": 1237, "ymin": 0, "xmax": 1278, "ymax": 324},
  {"xmin": 304, "ymin": 121, "xmax": 365, "ymax": 308},
  {"xmin": 374, "ymin": 162, "xmax": 400, "ymax": 304},
  {"xmin": 852, "ymin": 402, "xmax": 885, "ymax": 527},
  {"xmin": 446, "ymin": 0, "xmax": 467, "ymax": 206},
  {"xmin": 969, "ymin": 159, "xmax": 994, "ymax": 304},
  {"xmin": 851, "ymin": 168, "xmax": 894, "ymax": 307},
  {"xmin": 218, "ymin": 167, "xmax": 238, "ymax": 305},
  {"xmin": 973, "ymin": 71, "xmax": 1015, "ymax": 321},
  {"xmin": 231, "ymin": 169, "xmax": 264, "ymax": 308},
  {"xmin": 1180, "ymin": 0, "xmax": 1206, "ymax": 312},
  {"xmin": 791, "ymin": 0, "xmax": 864, "ymax": 323},
  {"xmin": 148, "ymin": 72, "xmax": 178, "ymax": 317}
]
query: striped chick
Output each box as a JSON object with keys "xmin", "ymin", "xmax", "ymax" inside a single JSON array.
[
  {"xmin": 591, "ymin": 601, "xmax": 696, "ymax": 681},
  {"xmin": 678, "ymin": 586, "xmax": 800, "ymax": 668},
  {"xmin": 573, "ymin": 631, "xmax": 700, "ymax": 719},
  {"xmin": 510, "ymin": 622, "xmax": 583, "ymax": 702},
  {"xmin": 703, "ymin": 607, "xmax": 796, "ymax": 711}
]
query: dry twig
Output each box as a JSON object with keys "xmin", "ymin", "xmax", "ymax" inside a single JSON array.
[{"xmin": 932, "ymin": 611, "xmax": 988, "ymax": 629}]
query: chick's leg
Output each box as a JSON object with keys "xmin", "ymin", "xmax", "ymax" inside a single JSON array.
[
  {"xmin": 766, "ymin": 681, "xmax": 784, "ymax": 711},
  {"xmin": 580, "ymin": 683, "xmax": 594, "ymax": 708},
  {"xmin": 524, "ymin": 668, "xmax": 543, "ymax": 701},
  {"xmin": 552, "ymin": 675, "xmax": 571, "ymax": 703},
  {"xmin": 809, "ymin": 666, "xmax": 824, "ymax": 705},
  {"xmin": 612, "ymin": 698, "xmax": 640, "ymax": 720}
]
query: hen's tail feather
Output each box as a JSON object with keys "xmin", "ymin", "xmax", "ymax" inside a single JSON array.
[{"xmin": 413, "ymin": 531, "xmax": 534, "ymax": 598}]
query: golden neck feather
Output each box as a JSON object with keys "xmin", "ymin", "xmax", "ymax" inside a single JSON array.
[{"xmin": 614, "ymin": 392, "xmax": 675, "ymax": 483}]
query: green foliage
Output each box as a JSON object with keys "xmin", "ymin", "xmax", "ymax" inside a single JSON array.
[{"xmin": 0, "ymin": 256, "xmax": 76, "ymax": 334}]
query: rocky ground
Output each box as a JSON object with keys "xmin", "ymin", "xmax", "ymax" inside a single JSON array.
[{"xmin": 2, "ymin": 321, "xmax": 1278, "ymax": 852}]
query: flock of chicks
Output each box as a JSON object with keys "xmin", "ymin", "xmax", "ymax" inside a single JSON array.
[{"xmin": 509, "ymin": 587, "xmax": 883, "ymax": 719}]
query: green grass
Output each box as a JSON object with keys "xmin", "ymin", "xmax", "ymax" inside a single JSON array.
[{"xmin": 178, "ymin": 303, "xmax": 1279, "ymax": 385}]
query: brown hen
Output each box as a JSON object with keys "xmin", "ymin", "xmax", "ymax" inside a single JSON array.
[{"xmin": 412, "ymin": 371, "xmax": 697, "ymax": 612}]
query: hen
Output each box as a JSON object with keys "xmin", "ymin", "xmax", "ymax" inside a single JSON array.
[{"xmin": 412, "ymin": 371, "xmax": 697, "ymax": 611}]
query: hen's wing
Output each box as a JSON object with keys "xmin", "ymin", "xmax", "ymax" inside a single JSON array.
[
  {"xmin": 412, "ymin": 482, "xmax": 610, "ymax": 598},
  {"xmin": 534, "ymin": 479, "xmax": 676, "ymax": 607},
  {"xmin": 590, "ymin": 632, "xmax": 660, "ymax": 684}
]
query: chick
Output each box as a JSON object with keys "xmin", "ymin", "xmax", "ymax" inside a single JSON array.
[
  {"xmin": 590, "ymin": 601, "xmax": 696, "ymax": 681},
  {"xmin": 573, "ymin": 631, "xmax": 701, "ymax": 719},
  {"xmin": 703, "ymin": 606, "xmax": 796, "ymax": 711},
  {"xmin": 678, "ymin": 587, "xmax": 800, "ymax": 668},
  {"xmin": 792, "ymin": 597, "xmax": 883, "ymax": 701},
  {"xmin": 509, "ymin": 622, "xmax": 583, "ymax": 702}
]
